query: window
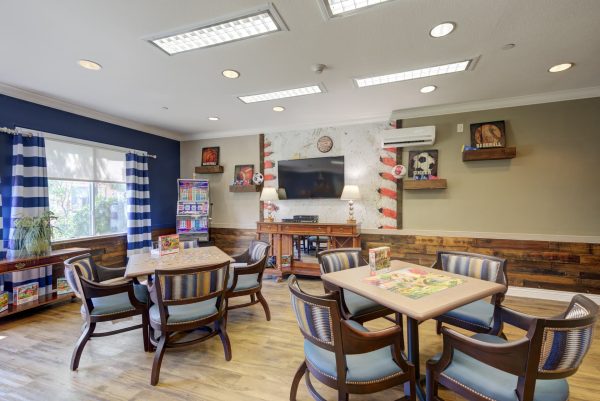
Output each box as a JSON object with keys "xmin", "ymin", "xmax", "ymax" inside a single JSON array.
[{"xmin": 46, "ymin": 138, "xmax": 127, "ymax": 241}]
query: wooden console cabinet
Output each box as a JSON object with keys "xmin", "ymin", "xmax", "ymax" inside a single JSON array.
[
  {"xmin": 256, "ymin": 222, "xmax": 360, "ymax": 280},
  {"xmin": 0, "ymin": 247, "xmax": 89, "ymax": 318}
]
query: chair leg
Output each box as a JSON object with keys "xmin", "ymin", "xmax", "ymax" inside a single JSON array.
[
  {"xmin": 150, "ymin": 334, "xmax": 168, "ymax": 386},
  {"xmin": 217, "ymin": 319, "xmax": 232, "ymax": 361},
  {"xmin": 257, "ymin": 290, "xmax": 271, "ymax": 321},
  {"xmin": 142, "ymin": 313, "xmax": 150, "ymax": 352},
  {"xmin": 337, "ymin": 392, "xmax": 349, "ymax": 401},
  {"xmin": 396, "ymin": 313, "xmax": 405, "ymax": 351},
  {"xmin": 250, "ymin": 293, "xmax": 256, "ymax": 303},
  {"xmin": 290, "ymin": 361, "xmax": 307, "ymax": 401},
  {"xmin": 425, "ymin": 365, "xmax": 435, "ymax": 401},
  {"xmin": 305, "ymin": 371, "xmax": 327, "ymax": 401},
  {"xmin": 435, "ymin": 320, "xmax": 442, "ymax": 335},
  {"xmin": 71, "ymin": 322, "xmax": 95, "ymax": 371}
]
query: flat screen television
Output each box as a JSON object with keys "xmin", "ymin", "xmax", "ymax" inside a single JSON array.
[{"xmin": 278, "ymin": 156, "xmax": 344, "ymax": 199}]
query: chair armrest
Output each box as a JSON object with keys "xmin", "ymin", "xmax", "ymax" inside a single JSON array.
[
  {"xmin": 95, "ymin": 265, "xmax": 126, "ymax": 281},
  {"xmin": 431, "ymin": 327, "xmax": 529, "ymax": 377},
  {"xmin": 341, "ymin": 320, "xmax": 403, "ymax": 353},
  {"xmin": 228, "ymin": 258, "xmax": 266, "ymax": 291},
  {"xmin": 79, "ymin": 277, "xmax": 143, "ymax": 309},
  {"xmin": 498, "ymin": 305, "xmax": 537, "ymax": 331}
]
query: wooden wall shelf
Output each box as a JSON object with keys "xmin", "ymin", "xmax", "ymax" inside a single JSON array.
[
  {"xmin": 195, "ymin": 165, "xmax": 224, "ymax": 174},
  {"xmin": 229, "ymin": 184, "xmax": 260, "ymax": 193},
  {"xmin": 462, "ymin": 147, "xmax": 516, "ymax": 161},
  {"xmin": 403, "ymin": 179, "xmax": 447, "ymax": 190}
]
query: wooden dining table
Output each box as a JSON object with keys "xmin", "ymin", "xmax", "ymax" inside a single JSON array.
[
  {"xmin": 321, "ymin": 259, "xmax": 505, "ymax": 401},
  {"xmin": 124, "ymin": 246, "xmax": 235, "ymax": 278}
]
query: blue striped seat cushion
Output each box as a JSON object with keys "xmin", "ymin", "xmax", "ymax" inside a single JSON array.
[
  {"xmin": 441, "ymin": 254, "xmax": 501, "ymax": 282},
  {"xmin": 319, "ymin": 251, "xmax": 362, "ymax": 274},
  {"xmin": 250, "ymin": 242, "xmax": 268, "ymax": 263}
]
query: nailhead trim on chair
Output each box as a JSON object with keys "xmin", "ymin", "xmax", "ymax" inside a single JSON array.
[
  {"xmin": 440, "ymin": 373, "xmax": 498, "ymax": 401},
  {"xmin": 306, "ymin": 358, "xmax": 404, "ymax": 385},
  {"xmin": 150, "ymin": 312, "xmax": 219, "ymax": 326},
  {"xmin": 93, "ymin": 307, "xmax": 136, "ymax": 317},
  {"xmin": 441, "ymin": 314, "xmax": 491, "ymax": 331}
]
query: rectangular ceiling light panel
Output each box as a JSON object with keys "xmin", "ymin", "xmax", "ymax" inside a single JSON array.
[
  {"xmin": 238, "ymin": 85, "xmax": 324, "ymax": 103},
  {"xmin": 323, "ymin": 0, "xmax": 394, "ymax": 17},
  {"xmin": 150, "ymin": 5, "xmax": 285, "ymax": 55},
  {"xmin": 355, "ymin": 59, "xmax": 472, "ymax": 88}
]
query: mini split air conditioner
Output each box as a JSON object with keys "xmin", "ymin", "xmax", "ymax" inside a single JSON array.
[{"xmin": 381, "ymin": 126, "xmax": 435, "ymax": 148}]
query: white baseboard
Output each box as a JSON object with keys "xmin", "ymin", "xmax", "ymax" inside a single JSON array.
[{"xmin": 506, "ymin": 286, "xmax": 600, "ymax": 305}]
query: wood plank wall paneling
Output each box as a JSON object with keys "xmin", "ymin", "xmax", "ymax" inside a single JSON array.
[
  {"xmin": 210, "ymin": 227, "xmax": 600, "ymax": 294},
  {"xmin": 52, "ymin": 227, "xmax": 175, "ymax": 267}
]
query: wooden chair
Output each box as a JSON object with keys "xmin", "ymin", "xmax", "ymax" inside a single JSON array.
[
  {"xmin": 426, "ymin": 294, "xmax": 598, "ymax": 401},
  {"xmin": 318, "ymin": 248, "xmax": 403, "ymax": 327},
  {"xmin": 148, "ymin": 261, "xmax": 231, "ymax": 386},
  {"xmin": 64, "ymin": 254, "xmax": 150, "ymax": 371},
  {"xmin": 227, "ymin": 240, "xmax": 271, "ymax": 321},
  {"xmin": 288, "ymin": 275, "xmax": 416, "ymax": 401},
  {"xmin": 432, "ymin": 251, "xmax": 508, "ymax": 335}
]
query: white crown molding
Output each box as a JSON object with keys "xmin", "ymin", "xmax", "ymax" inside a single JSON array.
[
  {"xmin": 392, "ymin": 85, "xmax": 600, "ymax": 120},
  {"xmin": 359, "ymin": 228, "xmax": 600, "ymax": 244},
  {"xmin": 0, "ymin": 82, "xmax": 185, "ymax": 141},
  {"xmin": 507, "ymin": 286, "xmax": 600, "ymax": 305}
]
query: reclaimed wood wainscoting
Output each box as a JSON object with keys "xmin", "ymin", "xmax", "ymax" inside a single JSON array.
[{"xmin": 210, "ymin": 227, "xmax": 600, "ymax": 294}]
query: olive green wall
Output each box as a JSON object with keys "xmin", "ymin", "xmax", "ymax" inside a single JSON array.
[{"xmin": 395, "ymin": 97, "xmax": 600, "ymax": 236}]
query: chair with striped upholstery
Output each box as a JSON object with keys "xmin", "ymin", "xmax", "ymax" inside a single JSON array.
[
  {"xmin": 318, "ymin": 248, "xmax": 400, "ymax": 325},
  {"xmin": 148, "ymin": 261, "xmax": 231, "ymax": 385},
  {"xmin": 226, "ymin": 240, "xmax": 271, "ymax": 320},
  {"xmin": 288, "ymin": 275, "xmax": 415, "ymax": 401},
  {"xmin": 426, "ymin": 294, "xmax": 597, "ymax": 401},
  {"xmin": 64, "ymin": 254, "xmax": 150, "ymax": 371},
  {"xmin": 432, "ymin": 251, "xmax": 508, "ymax": 335}
]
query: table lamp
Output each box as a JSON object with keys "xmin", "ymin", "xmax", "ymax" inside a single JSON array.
[
  {"xmin": 340, "ymin": 185, "xmax": 361, "ymax": 224},
  {"xmin": 260, "ymin": 187, "xmax": 279, "ymax": 222}
]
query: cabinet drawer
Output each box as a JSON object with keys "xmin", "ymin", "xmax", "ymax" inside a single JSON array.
[
  {"xmin": 282, "ymin": 224, "xmax": 328, "ymax": 235},
  {"xmin": 329, "ymin": 226, "xmax": 356, "ymax": 235},
  {"xmin": 257, "ymin": 223, "xmax": 278, "ymax": 233}
]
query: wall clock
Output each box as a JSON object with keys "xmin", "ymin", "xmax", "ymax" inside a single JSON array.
[{"xmin": 317, "ymin": 136, "xmax": 333, "ymax": 153}]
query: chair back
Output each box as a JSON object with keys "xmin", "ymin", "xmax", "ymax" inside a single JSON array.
[
  {"xmin": 437, "ymin": 251, "xmax": 507, "ymax": 286},
  {"xmin": 534, "ymin": 294, "xmax": 597, "ymax": 377},
  {"xmin": 64, "ymin": 254, "xmax": 98, "ymax": 298},
  {"xmin": 181, "ymin": 240, "xmax": 199, "ymax": 249},
  {"xmin": 317, "ymin": 248, "xmax": 364, "ymax": 275},
  {"xmin": 249, "ymin": 240, "xmax": 269, "ymax": 263},
  {"xmin": 288, "ymin": 275, "xmax": 341, "ymax": 352}
]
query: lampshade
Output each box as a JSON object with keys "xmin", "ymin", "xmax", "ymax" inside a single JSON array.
[
  {"xmin": 340, "ymin": 185, "xmax": 361, "ymax": 200},
  {"xmin": 277, "ymin": 188, "xmax": 287, "ymax": 200},
  {"xmin": 260, "ymin": 187, "xmax": 279, "ymax": 201}
]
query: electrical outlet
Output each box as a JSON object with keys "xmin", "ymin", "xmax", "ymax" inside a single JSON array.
[{"xmin": 457, "ymin": 123, "xmax": 464, "ymax": 133}]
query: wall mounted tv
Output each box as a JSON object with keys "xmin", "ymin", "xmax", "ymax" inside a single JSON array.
[{"xmin": 277, "ymin": 156, "xmax": 345, "ymax": 199}]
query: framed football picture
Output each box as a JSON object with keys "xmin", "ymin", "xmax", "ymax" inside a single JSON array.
[
  {"xmin": 470, "ymin": 121, "xmax": 506, "ymax": 148},
  {"xmin": 234, "ymin": 164, "xmax": 255, "ymax": 185},
  {"xmin": 408, "ymin": 149, "xmax": 438, "ymax": 179},
  {"xmin": 201, "ymin": 147, "xmax": 220, "ymax": 166}
]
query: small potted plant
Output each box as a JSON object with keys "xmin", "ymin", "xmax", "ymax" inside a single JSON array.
[{"xmin": 14, "ymin": 211, "xmax": 57, "ymax": 257}]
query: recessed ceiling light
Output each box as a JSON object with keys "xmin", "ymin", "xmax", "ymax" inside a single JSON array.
[
  {"xmin": 273, "ymin": 106, "xmax": 285, "ymax": 112},
  {"xmin": 161, "ymin": 106, "xmax": 169, "ymax": 110},
  {"xmin": 502, "ymin": 43, "xmax": 516, "ymax": 50},
  {"xmin": 148, "ymin": 5, "xmax": 287, "ymax": 55},
  {"xmin": 208, "ymin": 117, "xmax": 220, "ymax": 121},
  {"xmin": 77, "ymin": 59, "xmax": 102, "ymax": 70},
  {"xmin": 238, "ymin": 85, "xmax": 324, "ymax": 104},
  {"xmin": 548, "ymin": 63, "xmax": 574, "ymax": 73},
  {"xmin": 222, "ymin": 69, "xmax": 240, "ymax": 79},
  {"xmin": 355, "ymin": 59, "xmax": 474, "ymax": 88},
  {"xmin": 420, "ymin": 85, "xmax": 437, "ymax": 93},
  {"xmin": 430, "ymin": 22, "xmax": 455, "ymax": 38},
  {"xmin": 321, "ymin": 0, "xmax": 394, "ymax": 17}
]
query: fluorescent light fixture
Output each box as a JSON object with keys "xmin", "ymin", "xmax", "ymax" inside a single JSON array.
[
  {"xmin": 222, "ymin": 69, "xmax": 240, "ymax": 79},
  {"xmin": 321, "ymin": 0, "xmax": 394, "ymax": 17},
  {"xmin": 272, "ymin": 106, "xmax": 285, "ymax": 112},
  {"xmin": 208, "ymin": 117, "xmax": 220, "ymax": 121},
  {"xmin": 148, "ymin": 4, "xmax": 287, "ymax": 55},
  {"xmin": 78, "ymin": 60, "xmax": 102, "ymax": 70},
  {"xmin": 354, "ymin": 59, "xmax": 474, "ymax": 88},
  {"xmin": 420, "ymin": 85, "xmax": 437, "ymax": 93},
  {"xmin": 548, "ymin": 63, "xmax": 573, "ymax": 73},
  {"xmin": 430, "ymin": 22, "xmax": 455, "ymax": 38},
  {"xmin": 238, "ymin": 85, "xmax": 324, "ymax": 104}
]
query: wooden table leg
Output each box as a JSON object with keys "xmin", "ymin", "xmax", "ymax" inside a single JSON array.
[{"xmin": 405, "ymin": 316, "xmax": 426, "ymax": 401}]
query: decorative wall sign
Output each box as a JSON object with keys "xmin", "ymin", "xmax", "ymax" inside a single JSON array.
[
  {"xmin": 408, "ymin": 150, "xmax": 438, "ymax": 179},
  {"xmin": 234, "ymin": 164, "xmax": 255, "ymax": 185},
  {"xmin": 470, "ymin": 121, "xmax": 506, "ymax": 148},
  {"xmin": 317, "ymin": 136, "xmax": 333, "ymax": 153},
  {"xmin": 201, "ymin": 147, "xmax": 220, "ymax": 166},
  {"xmin": 391, "ymin": 164, "xmax": 407, "ymax": 179}
]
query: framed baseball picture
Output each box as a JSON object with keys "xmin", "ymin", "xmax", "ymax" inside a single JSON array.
[
  {"xmin": 408, "ymin": 149, "xmax": 438, "ymax": 179},
  {"xmin": 201, "ymin": 147, "xmax": 220, "ymax": 166},
  {"xmin": 470, "ymin": 121, "xmax": 506, "ymax": 148}
]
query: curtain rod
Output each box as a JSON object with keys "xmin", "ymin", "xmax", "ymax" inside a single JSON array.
[{"xmin": 1, "ymin": 126, "xmax": 157, "ymax": 159}]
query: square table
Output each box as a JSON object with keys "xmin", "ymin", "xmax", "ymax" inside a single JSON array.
[
  {"xmin": 125, "ymin": 246, "xmax": 235, "ymax": 278},
  {"xmin": 321, "ymin": 259, "xmax": 506, "ymax": 401}
]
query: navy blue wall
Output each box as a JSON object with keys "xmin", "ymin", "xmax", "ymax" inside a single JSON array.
[{"xmin": 0, "ymin": 94, "xmax": 180, "ymax": 230}]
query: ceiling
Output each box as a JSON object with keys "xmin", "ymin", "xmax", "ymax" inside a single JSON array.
[{"xmin": 1, "ymin": 0, "xmax": 599, "ymax": 141}]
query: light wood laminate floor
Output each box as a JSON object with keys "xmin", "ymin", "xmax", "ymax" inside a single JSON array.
[{"xmin": 0, "ymin": 277, "xmax": 598, "ymax": 401}]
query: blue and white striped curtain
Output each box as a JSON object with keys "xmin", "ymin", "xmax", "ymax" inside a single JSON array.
[
  {"xmin": 126, "ymin": 152, "xmax": 152, "ymax": 256},
  {"xmin": 0, "ymin": 177, "xmax": 5, "ymax": 260},
  {"xmin": 8, "ymin": 132, "xmax": 49, "ymax": 257}
]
